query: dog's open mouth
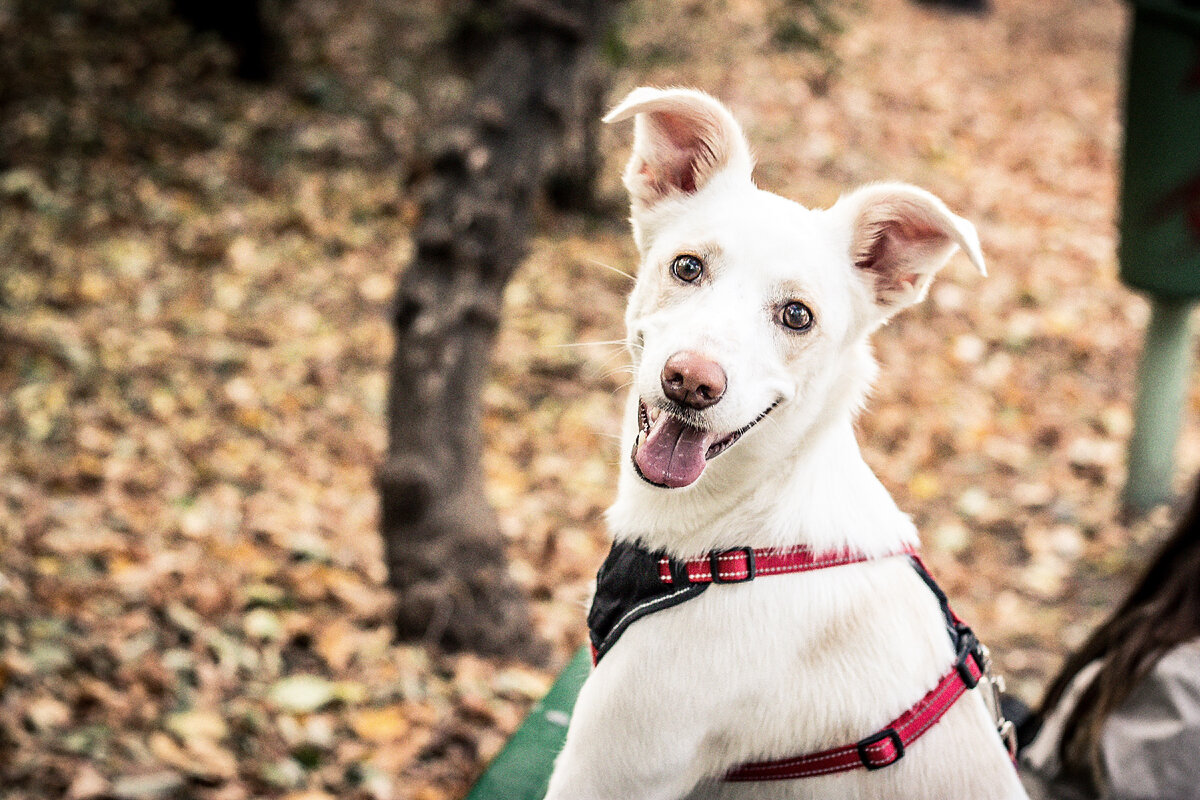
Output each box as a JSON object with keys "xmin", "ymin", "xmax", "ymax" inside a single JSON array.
[{"xmin": 632, "ymin": 401, "xmax": 778, "ymax": 489}]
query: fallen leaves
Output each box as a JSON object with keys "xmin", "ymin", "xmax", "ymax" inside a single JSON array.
[
  {"xmin": 269, "ymin": 676, "xmax": 341, "ymax": 715},
  {"xmin": 149, "ymin": 728, "xmax": 237, "ymax": 781},
  {"xmin": 1, "ymin": 0, "xmax": 1197, "ymax": 798},
  {"xmin": 349, "ymin": 707, "xmax": 411, "ymax": 743},
  {"xmin": 268, "ymin": 675, "xmax": 366, "ymax": 714}
]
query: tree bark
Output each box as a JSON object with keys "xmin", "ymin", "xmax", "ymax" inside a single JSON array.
[
  {"xmin": 171, "ymin": 0, "xmax": 281, "ymax": 82},
  {"xmin": 380, "ymin": 0, "xmax": 621, "ymax": 661}
]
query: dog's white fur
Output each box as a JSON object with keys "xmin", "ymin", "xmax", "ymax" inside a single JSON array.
[{"xmin": 544, "ymin": 87, "xmax": 1027, "ymax": 800}]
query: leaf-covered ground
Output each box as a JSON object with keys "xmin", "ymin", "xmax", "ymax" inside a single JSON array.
[{"xmin": 2, "ymin": 0, "xmax": 1197, "ymax": 798}]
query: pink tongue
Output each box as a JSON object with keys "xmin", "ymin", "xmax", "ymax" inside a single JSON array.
[{"xmin": 634, "ymin": 414, "xmax": 719, "ymax": 489}]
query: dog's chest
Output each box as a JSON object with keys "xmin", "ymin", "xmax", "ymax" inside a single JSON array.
[{"xmin": 592, "ymin": 558, "xmax": 957, "ymax": 757}]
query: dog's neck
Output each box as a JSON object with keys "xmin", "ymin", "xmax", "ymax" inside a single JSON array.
[{"xmin": 606, "ymin": 411, "xmax": 918, "ymax": 560}]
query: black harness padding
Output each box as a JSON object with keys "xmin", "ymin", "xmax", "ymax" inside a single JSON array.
[
  {"xmin": 908, "ymin": 555, "xmax": 980, "ymax": 659},
  {"xmin": 588, "ymin": 540, "xmax": 709, "ymax": 663}
]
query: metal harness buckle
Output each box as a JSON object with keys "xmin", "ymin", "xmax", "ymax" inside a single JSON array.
[{"xmin": 971, "ymin": 642, "xmax": 1019, "ymax": 759}]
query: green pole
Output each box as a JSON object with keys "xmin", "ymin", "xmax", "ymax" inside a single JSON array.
[
  {"xmin": 1125, "ymin": 297, "xmax": 1197, "ymax": 513},
  {"xmin": 1117, "ymin": 2, "xmax": 1200, "ymax": 512}
]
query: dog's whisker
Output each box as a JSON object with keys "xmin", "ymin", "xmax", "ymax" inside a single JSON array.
[
  {"xmin": 595, "ymin": 354, "xmax": 634, "ymax": 372},
  {"xmin": 589, "ymin": 344, "xmax": 640, "ymax": 369},
  {"xmin": 587, "ymin": 258, "xmax": 636, "ymax": 283},
  {"xmin": 591, "ymin": 350, "xmax": 633, "ymax": 369},
  {"xmin": 597, "ymin": 344, "xmax": 635, "ymax": 358},
  {"xmin": 756, "ymin": 411, "xmax": 784, "ymax": 431},
  {"xmin": 750, "ymin": 412, "xmax": 787, "ymax": 442},
  {"xmin": 551, "ymin": 339, "xmax": 629, "ymax": 349},
  {"xmin": 596, "ymin": 361, "xmax": 633, "ymax": 376}
]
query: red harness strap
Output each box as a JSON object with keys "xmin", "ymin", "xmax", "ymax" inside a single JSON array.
[
  {"xmin": 656, "ymin": 544, "xmax": 917, "ymax": 585},
  {"xmin": 650, "ymin": 545, "xmax": 992, "ymax": 780},
  {"xmin": 725, "ymin": 646, "xmax": 985, "ymax": 779}
]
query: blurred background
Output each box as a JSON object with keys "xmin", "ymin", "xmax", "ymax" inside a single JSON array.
[{"xmin": 1, "ymin": 0, "xmax": 1195, "ymax": 798}]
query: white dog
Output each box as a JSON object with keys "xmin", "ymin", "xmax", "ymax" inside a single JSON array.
[{"xmin": 542, "ymin": 87, "xmax": 1028, "ymax": 800}]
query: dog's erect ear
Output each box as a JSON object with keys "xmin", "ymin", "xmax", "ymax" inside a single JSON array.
[
  {"xmin": 603, "ymin": 87, "xmax": 754, "ymax": 211},
  {"xmin": 835, "ymin": 183, "xmax": 986, "ymax": 314}
]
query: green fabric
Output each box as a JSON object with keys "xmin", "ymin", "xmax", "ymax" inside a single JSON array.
[
  {"xmin": 1118, "ymin": 3, "xmax": 1200, "ymax": 297},
  {"xmin": 464, "ymin": 646, "xmax": 591, "ymax": 800},
  {"xmin": 1127, "ymin": 0, "xmax": 1200, "ymax": 32}
]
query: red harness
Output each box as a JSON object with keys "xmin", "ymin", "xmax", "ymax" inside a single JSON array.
[
  {"xmin": 598, "ymin": 542, "xmax": 996, "ymax": 780},
  {"xmin": 655, "ymin": 543, "xmax": 910, "ymax": 585}
]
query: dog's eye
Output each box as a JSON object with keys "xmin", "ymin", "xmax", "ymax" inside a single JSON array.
[
  {"xmin": 670, "ymin": 254, "xmax": 703, "ymax": 283},
  {"xmin": 780, "ymin": 301, "xmax": 814, "ymax": 332}
]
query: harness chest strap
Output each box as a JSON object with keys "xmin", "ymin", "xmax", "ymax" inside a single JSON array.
[
  {"xmin": 586, "ymin": 540, "xmax": 1012, "ymax": 779},
  {"xmin": 726, "ymin": 630, "xmax": 985, "ymax": 778}
]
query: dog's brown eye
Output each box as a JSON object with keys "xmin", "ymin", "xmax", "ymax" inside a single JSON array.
[
  {"xmin": 671, "ymin": 254, "xmax": 703, "ymax": 283},
  {"xmin": 781, "ymin": 301, "xmax": 814, "ymax": 332}
]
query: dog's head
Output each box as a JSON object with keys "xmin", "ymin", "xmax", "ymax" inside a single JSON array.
[{"xmin": 605, "ymin": 87, "xmax": 985, "ymax": 492}]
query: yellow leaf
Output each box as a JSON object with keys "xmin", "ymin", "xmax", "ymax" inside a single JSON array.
[
  {"xmin": 349, "ymin": 707, "xmax": 410, "ymax": 742},
  {"xmin": 166, "ymin": 709, "xmax": 227, "ymax": 742},
  {"xmin": 908, "ymin": 472, "xmax": 940, "ymax": 500}
]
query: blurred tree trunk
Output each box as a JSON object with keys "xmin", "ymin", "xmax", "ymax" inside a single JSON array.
[
  {"xmin": 171, "ymin": 0, "xmax": 281, "ymax": 82},
  {"xmin": 379, "ymin": 0, "xmax": 621, "ymax": 661}
]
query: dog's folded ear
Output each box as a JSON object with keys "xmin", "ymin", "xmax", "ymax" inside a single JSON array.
[
  {"xmin": 834, "ymin": 183, "xmax": 986, "ymax": 317},
  {"xmin": 604, "ymin": 87, "xmax": 754, "ymax": 213}
]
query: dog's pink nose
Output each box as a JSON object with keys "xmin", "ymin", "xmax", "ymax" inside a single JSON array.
[{"xmin": 661, "ymin": 352, "xmax": 727, "ymax": 410}]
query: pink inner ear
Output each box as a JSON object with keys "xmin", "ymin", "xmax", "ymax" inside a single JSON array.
[
  {"xmin": 855, "ymin": 213, "xmax": 949, "ymax": 300},
  {"xmin": 644, "ymin": 110, "xmax": 718, "ymax": 198},
  {"xmin": 676, "ymin": 165, "xmax": 697, "ymax": 194},
  {"xmin": 639, "ymin": 160, "xmax": 696, "ymax": 196},
  {"xmin": 856, "ymin": 218, "xmax": 943, "ymax": 266}
]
